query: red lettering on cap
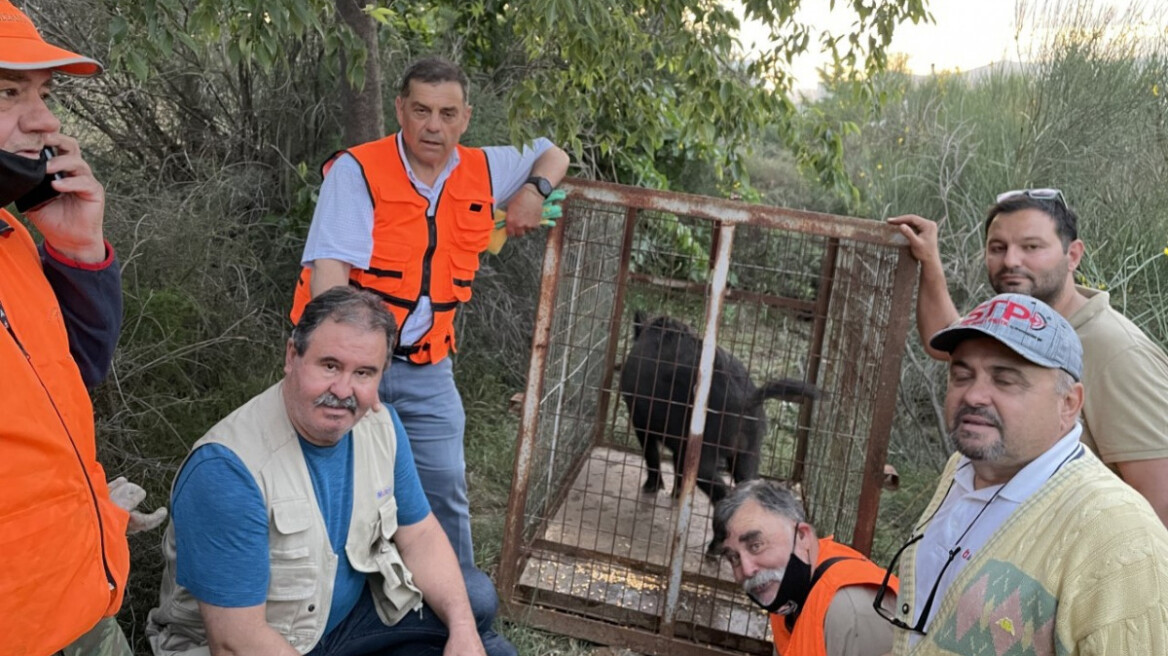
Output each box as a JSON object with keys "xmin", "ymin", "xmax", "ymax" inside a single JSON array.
[
  {"xmin": 959, "ymin": 297, "xmax": 1047, "ymax": 331},
  {"xmin": 961, "ymin": 298, "xmax": 1006, "ymax": 327},
  {"xmin": 1002, "ymin": 301, "xmax": 1030, "ymax": 323}
]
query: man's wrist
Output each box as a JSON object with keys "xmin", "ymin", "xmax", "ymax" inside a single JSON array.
[
  {"xmin": 44, "ymin": 239, "xmax": 114, "ymax": 269},
  {"xmin": 444, "ymin": 614, "xmax": 480, "ymax": 634},
  {"xmin": 519, "ymin": 184, "xmax": 545, "ymax": 202},
  {"xmin": 919, "ymin": 256, "xmax": 946, "ymax": 282}
]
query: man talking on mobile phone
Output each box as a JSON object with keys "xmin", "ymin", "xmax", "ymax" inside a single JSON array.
[{"xmin": 0, "ymin": 2, "xmax": 165, "ymax": 654}]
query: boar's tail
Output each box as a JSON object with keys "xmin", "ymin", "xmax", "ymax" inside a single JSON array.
[{"xmin": 752, "ymin": 379, "xmax": 820, "ymax": 405}]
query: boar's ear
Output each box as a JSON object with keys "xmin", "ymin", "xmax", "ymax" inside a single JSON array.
[{"xmin": 633, "ymin": 310, "xmax": 646, "ymax": 337}]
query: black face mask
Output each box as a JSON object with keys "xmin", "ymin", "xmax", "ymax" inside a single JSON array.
[
  {"xmin": 0, "ymin": 147, "xmax": 59, "ymax": 212},
  {"xmin": 748, "ymin": 523, "xmax": 814, "ymax": 622}
]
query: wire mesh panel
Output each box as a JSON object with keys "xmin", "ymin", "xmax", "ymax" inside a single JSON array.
[
  {"xmin": 499, "ymin": 180, "xmax": 916, "ymax": 655},
  {"xmin": 517, "ymin": 200, "xmax": 627, "ymax": 544}
]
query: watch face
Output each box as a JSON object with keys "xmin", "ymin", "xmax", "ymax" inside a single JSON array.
[{"xmin": 528, "ymin": 176, "xmax": 552, "ymax": 198}]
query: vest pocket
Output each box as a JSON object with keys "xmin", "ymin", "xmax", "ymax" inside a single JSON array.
[
  {"xmin": 266, "ymin": 565, "xmax": 317, "ymax": 602},
  {"xmin": 362, "ymin": 250, "xmax": 413, "ymax": 296},
  {"xmin": 268, "ymin": 500, "xmax": 317, "ymax": 602},
  {"xmin": 450, "ymin": 201, "xmax": 494, "ymax": 253},
  {"xmin": 369, "ymin": 499, "xmax": 422, "ymax": 615},
  {"xmin": 448, "ymin": 250, "xmax": 480, "ymax": 303}
]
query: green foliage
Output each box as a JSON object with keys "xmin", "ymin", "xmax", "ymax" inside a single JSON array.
[
  {"xmin": 506, "ymin": 0, "xmax": 929, "ymax": 189},
  {"xmin": 83, "ymin": 0, "xmax": 933, "ymax": 288},
  {"xmin": 363, "ymin": 0, "xmax": 443, "ymax": 58},
  {"xmin": 107, "ymin": 0, "xmax": 342, "ymax": 79},
  {"xmin": 630, "ymin": 214, "xmax": 711, "ymax": 281}
]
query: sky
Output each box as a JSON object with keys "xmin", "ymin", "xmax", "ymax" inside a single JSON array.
[{"xmin": 736, "ymin": 0, "xmax": 1163, "ymax": 90}]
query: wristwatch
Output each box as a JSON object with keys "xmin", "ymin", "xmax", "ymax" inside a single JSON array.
[{"xmin": 524, "ymin": 175, "xmax": 553, "ymax": 199}]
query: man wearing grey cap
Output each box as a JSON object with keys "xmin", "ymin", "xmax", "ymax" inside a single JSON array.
[{"xmin": 876, "ymin": 294, "xmax": 1168, "ymax": 655}]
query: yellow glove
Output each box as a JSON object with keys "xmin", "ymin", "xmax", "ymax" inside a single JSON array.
[{"xmin": 487, "ymin": 189, "xmax": 565, "ymax": 254}]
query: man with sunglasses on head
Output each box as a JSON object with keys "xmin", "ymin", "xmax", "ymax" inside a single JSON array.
[
  {"xmin": 882, "ymin": 293, "xmax": 1168, "ymax": 654},
  {"xmin": 889, "ymin": 190, "xmax": 1168, "ymax": 526},
  {"xmin": 713, "ymin": 480, "xmax": 897, "ymax": 656}
]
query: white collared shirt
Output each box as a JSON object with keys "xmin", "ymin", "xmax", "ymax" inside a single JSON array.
[
  {"xmin": 908, "ymin": 423, "xmax": 1085, "ymax": 644},
  {"xmin": 301, "ymin": 133, "xmax": 556, "ymax": 348}
]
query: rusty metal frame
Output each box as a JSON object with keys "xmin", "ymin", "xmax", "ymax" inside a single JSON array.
[
  {"xmin": 563, "ymin": 178, "xmax": 904, "ymax": 247},
  {"xmin": 497, "ymin": 178, "xmax": 916, "ymax": 652},
  {"xmin": 849, "ymin": 251, "xmax": 919, "ymax": 555},
  {"xmin": 497, "ymin": 216, "xmax": 567, "ymax": 599},
  {"xmin": 662, "ymin": 222, "xmax": 735, "ymax": 636},
  {"xmin": 503, "ymin": 600, "xmax": 766, "ymax": 656}
]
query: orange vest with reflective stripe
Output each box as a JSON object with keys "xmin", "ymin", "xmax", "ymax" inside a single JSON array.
[
  {"xmin": 291, "ymin": 136, "xmax": 494, "ymax": 364},
  {"xmin": 0, "ymin": 210, "xmax": 130, "ymax": 655},
  {"xmin": 770, "ymin": 538, "xmax": 896, "ymax": 656}
]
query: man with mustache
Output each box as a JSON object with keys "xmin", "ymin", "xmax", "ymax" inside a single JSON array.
[
  {"xmin": 882, "ymin": 293, "xmax": 1168, "ymax": 654},
  {"xmin": 712, "ymin": 480, "xmax": 896, "ymax": 656},
  {"xmin": 147, "ymin": 288, "xmax": 517, "ymax": 656},
  {"xmin": 889, "ymin": 191, "xmax": 1168, "ymax": 525},
  {"xmin": 291, "ymin": 56, "xmax": 569, "ymax": 570}
]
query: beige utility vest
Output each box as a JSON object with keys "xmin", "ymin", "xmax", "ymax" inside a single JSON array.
[{"xmin": 147, "ymin": 381, "xmax": 423, "ymax": 655}]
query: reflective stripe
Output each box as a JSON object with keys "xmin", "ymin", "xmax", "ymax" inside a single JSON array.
[{"xmin": 290, "ymin": 135, "xmax": 493, "ymax": 365}]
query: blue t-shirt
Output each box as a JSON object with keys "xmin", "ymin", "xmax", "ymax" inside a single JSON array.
[{"xmin": 172, "ymin": 406, "xmax": 430, "ymax": 635}]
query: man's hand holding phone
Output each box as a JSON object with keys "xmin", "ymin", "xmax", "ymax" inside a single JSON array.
[{"xmin": 25, "ymin": 134, "xmax": 107, "ymax": 264}]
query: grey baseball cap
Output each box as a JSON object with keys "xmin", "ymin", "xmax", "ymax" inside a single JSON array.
[{"xmin": 929, "ymin": 293, "xmax": 1083, "ymax": 381}]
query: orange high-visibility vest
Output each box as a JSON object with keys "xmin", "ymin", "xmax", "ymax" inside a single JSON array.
[
  {"xmin": 291, "ymin": 135, "xmax": 494, "ymax": 364},
  {"xmin": 771, "ymin": 538, "xmax": 897, "ymax": 656},
  {"xmin": 0, "ymin": 210, "xmax": 130, "ymax": 655}
]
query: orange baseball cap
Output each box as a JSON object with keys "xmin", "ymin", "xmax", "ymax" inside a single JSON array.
[{"xmin": 0, "ymin": 0, "xmax": 102, "ymax": 75}]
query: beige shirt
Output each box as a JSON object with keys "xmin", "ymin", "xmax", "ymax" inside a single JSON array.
[
  {"xmin": 825, "ymin": 584, "xmax": 896, "ymax": 656},
  {"xmin": 1070, "ymin": 286, "xmax": 1168, "ymax": 464}
]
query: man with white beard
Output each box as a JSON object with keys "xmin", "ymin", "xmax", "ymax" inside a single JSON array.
[{"xmin": 713, "ymin": 480, "xmax": 897, "ymax": 656}]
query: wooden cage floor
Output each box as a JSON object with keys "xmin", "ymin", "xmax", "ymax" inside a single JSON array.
[{"xmin": 517, "ymin": 446, "xmax": 773, "ymax": 643}]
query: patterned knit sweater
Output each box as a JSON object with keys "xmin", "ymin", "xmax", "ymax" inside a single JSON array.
[{"xmin": 892, "ymin": 449, "xmax": 1168, "ymax": 656}]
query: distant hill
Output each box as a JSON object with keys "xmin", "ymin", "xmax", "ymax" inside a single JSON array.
[{"xmin": 793, "ymin": 59, "xmax": 1030, "ymax": 102}]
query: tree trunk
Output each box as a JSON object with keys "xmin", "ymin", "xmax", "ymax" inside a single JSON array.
[{"xmin": 335, "ymin": 0, "xmax": 384, "ymax": 146}]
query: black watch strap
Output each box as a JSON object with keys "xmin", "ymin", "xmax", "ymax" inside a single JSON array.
[{"xmin": 525, "ymin": 175, "xmax": 553, "ymax": 199}]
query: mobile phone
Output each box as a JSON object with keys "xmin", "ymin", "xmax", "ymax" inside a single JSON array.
[{"xmin": 14, "ymin": 147, "xmax": 63, "ymax": 212}]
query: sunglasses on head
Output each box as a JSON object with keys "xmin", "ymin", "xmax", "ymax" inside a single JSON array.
[{"xmin": 994, "ymin": 188, "xmax": 1068, "ymax": 207}]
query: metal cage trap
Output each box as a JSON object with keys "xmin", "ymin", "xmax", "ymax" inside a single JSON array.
[{"xmin": 496, "ymin": 179, "xmax": 917, "ymax": 655}]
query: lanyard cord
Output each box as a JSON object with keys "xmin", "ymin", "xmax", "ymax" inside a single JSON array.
[{"xmin": 912, "ymin": 441, "xmax": 1084, "ymax": 629}]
